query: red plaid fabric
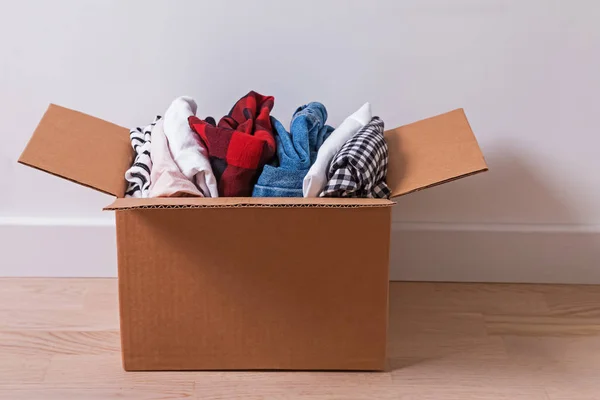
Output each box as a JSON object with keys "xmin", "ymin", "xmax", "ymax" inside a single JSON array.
[{"xmin": 188, "ymin": 91, "xmax": 276, "ymax": 197}]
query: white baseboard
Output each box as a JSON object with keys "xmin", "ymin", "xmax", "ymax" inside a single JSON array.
[
  {"xmin": 389, "ymin": 222, "xmax": 600, "ymax": 284},
  {"xmin": 2, "ymin": 218, "xmax": 599, "ymax": 283},
  {"xmin": 0, "ymin": 218, "xmax": 117, "ymax": 278}
]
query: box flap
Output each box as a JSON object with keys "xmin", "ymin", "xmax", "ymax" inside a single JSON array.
[
  {"xmin": 104, "ymin": 197, "xmax": 395, "ymax": 210},
  {"xmin": 385, "ymin": 109, "xmax": 487, "ymax": 198},
  {"xmin": 18, "ymin": 104, "xmax": 133, "ymax": 197}
]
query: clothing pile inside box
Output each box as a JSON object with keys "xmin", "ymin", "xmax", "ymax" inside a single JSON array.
[
  {"xmin": 125, "ymin": 92, "xmax": 391, "ymax": 200},
  {"xmin": 19, "ymin": 91, "xmax": 487, "ymax": 371}
]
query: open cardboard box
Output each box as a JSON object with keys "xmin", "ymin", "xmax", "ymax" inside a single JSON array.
[{"xmin": 18, "ymin": 104, "xmax": 487, "ymax": 371}]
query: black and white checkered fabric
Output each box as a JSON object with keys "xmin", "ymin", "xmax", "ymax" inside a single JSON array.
[
  {"xmin": 320, "ymin": 116, "xmax": 391, "ymax": 199},
  {"xmin": 125, "ymin": 116, "xmax": 161, "ymax": 198}
]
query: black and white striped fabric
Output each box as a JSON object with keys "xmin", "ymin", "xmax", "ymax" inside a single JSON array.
[
  {"xmin": 319, "ymin": 116, "xmax": 391, "ymax": 199},
  {"xmin": 125, "ymin": 116, "xmax": 161, "ymax": 198}
]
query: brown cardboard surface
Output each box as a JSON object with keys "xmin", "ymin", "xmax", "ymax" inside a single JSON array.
[
  {"xmin": 116, "ymin": 206, "xmax": 391, "ymax": 370},
  {"xmin": 18, "ymin": 104, "xmax": 133, "ymax": 197},
  {"xmin": 385, "ymin": 108, "xmax": 488, "ymax": 198},
  {"xmin": 105, "ymin": 197, "xmax": 395, "ymax": 210}
]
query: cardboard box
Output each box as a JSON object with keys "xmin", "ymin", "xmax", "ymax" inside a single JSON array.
[{"xmin": 18, "ymin": 104, "xmax": 487, "ymax": 371}]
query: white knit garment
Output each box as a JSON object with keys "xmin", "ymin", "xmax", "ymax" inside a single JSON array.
[
  {"xmin": 163, "ymin": 96, "xmax": 219, "ymax": 198},
  {"xmin": 302, "ymin": 102, "xmax": 372, "ymax": 197}
]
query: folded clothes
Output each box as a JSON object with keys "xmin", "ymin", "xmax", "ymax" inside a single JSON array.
[
  {"xmin": 303, "ymin": 102, "xmax": 371, "ymax": 197},
  {"xmin": 149, "ymin": 118, "xmax": 204, "ymax": 198},
  {"xmin": 125, "ymin": 116, "xmax": 161, "ymax": 198},
  {"xmin": 252, "ymin": 102, "xmax": 334, "ymax": 197},
  {"xmin": 188, "ymin": 91, "xmax": 276, "ymax": 197},
  {"xmin": 163, "ymin": 97, "xmax": 218, "ymax": 198},
  {"xmin": 320, "ymin": 117, "xmax": 391, "ymax": 199}
]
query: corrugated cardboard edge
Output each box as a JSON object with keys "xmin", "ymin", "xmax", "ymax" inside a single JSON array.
[
  {"xmin": 394, "ymin": 169, "xmax": 487, "ymax": 197},
  {"xmin": 18, "ymin": 104, "xmax": 133, "ymax": 197},
  {"xmin": 18, "ymin": 158, "xmax": 119, "ymax": 197},
  {"xmin": 104, "ymin": 197, "xmax": 396, "ymax": 210},
  {"xmin": 114, "ymin": 210, "xmax": 131, "ymax": 372},
  {"xmin": 385, "ymin": 108, "xmax": 488, "ymax": 198},
  {"xmin": 381, "ymin": 208, "xmax": 392, "ymax": 372}
]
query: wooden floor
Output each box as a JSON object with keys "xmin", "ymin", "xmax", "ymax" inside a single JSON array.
[{"xmin": 1, "ymin": 280, "xmax": 599, "ymax": 399}]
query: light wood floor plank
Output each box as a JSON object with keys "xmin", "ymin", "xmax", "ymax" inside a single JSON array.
[
  {"xmin": 485, "ymin": 315, "xmax": 600, "ymax": 337},
  {"xmin": 0, "ymin": 385, "xmax": 194, "ymax": 400},
  {"xmin": 542, "ymin": 285, "xmax": 600, "ymax": 318},
  {"xmin": 0, "ymin": 278, "xmax": 87, "ymax": 311},
  {"xmin": 0, "ymin": 308, "xmax": 119, "ymax": 331},
  {"xmin": 193, "ymin": 383, "xmax": 548, "ymax": 400},
  {"xmin": 390, "ymin": 282, "xmax": 550, "ymax": 315},
  {"xmin": 0, "ymin": 356, "xmax": 50, "ymax": 384},
  {"xmin": 0, "ymin": 279, "xmax": 598, "ymax": 399},
  {"xmin": 44, "ymin": 354, "xmax": 196, "ymax": 386},
  {"xmin": 503, "ymin": 335, "xmax": 600, "ymax": 368},
  {"xmin": 82, "ymin": 278, "xmax": 119, "ymax": 312},
  {"xmin": 0, "ymin": 330, "xmax": 120, "ymax": 356}
]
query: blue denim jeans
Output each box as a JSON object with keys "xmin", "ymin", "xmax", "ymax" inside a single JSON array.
[{"xmin": 253, "ymin": 102, "xmax": 334, "ymax": 197}]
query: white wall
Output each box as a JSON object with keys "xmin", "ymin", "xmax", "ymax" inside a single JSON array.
[{"xmin": 1, "ymin": 0, "xmax": 599, "ymax": 282}]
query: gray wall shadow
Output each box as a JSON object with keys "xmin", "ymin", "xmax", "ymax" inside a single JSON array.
[{"xmin": 392, "ymin": 143, "xmax": 580, "ymax": 225}]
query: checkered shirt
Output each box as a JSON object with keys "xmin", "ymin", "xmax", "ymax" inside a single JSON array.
[{"xmin": 320, "ymin": 117, "xmax": 391, "ymax": 199}]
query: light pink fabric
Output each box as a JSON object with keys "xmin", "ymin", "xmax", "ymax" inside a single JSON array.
[
  {"xmin": 163, "ymin": 96, "xmax": 219, "ymax": 198},
  {"xmin": 149, "ymin": 118, "xmax": 204, "ymax": 198}
]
